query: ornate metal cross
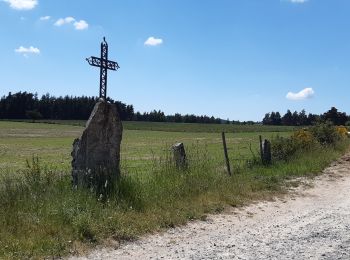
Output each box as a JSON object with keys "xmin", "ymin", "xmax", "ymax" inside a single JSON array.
[{"xmin": 86, "ymin": 37, "xmax": 120, "ymax": 100}]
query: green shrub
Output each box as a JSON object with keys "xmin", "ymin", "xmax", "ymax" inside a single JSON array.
[
  {"xmin": 309, "ymin": 123, "xmax": 341, "ymax": 145},
  {"xmin": 271, "ymin": 124, "xmax": 344, "ymax": 162},
  {"xmin": 271, "ymin": 135, "xmax": 298, "ymax": 161}
]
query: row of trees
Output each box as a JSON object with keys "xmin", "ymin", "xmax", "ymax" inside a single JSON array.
[
  {"xmin": 1, "ymin": 92, "xmax": 348, "ymax": 126},
  {"xmin": 0, "ymin": 92, "xmax": 222, "ymax": 124},
  {"xmin": 0, "ymin": 92, "xmax": 135, "ymax": 121},
  {"xmin": 133, "ymin": 111, "xmax": 221, "ymax": 124},
  {"xmin": 262, "ymin": 107, "xmax": 349, "ymax": 126}
]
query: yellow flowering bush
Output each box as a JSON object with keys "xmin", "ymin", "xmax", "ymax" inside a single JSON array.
[
  {"xmin": 292, "ymin": 129, "xmax": 315, "ymax": 148},
  {"xmin": 293, "ymin": 129, "xmax": 314, "ymax": 141},
  {"xmin": 272, "ymin": 129, "xmax": 316, "ymax": 161},
  {"xmin": 336, "ymin": 126, "xmax": 348, "ymax": 138},
  {"xmin": 272, "ymin": 124, "xmax": 344, "ymax": 161}
]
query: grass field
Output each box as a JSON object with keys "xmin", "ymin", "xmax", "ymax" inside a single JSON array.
[
  {"xmin": 0, "ymin": 120, "xmax": 348, "ymax": 259},
  {"xmin": 0, "ymin": 121, "xmax": 292, "ymax": 173},
  {"xmin": 2, "ymin": 119, "xmax": 297, "ymax": 132}
]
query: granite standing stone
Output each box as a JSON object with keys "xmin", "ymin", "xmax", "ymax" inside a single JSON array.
[
  {"xmin": 262, "ymin": 139, "xmax": 272, "ymax": 165},
  {"xmin": 71, "ymin": 101, "xmax": 123, "ymax": 188},
  {"xmin": 172, "ymin": 142, "xmax": 187, "ymax": 169}
]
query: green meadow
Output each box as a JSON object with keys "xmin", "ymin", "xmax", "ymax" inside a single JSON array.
[
  {"xmin": 0, "ymin": 120, "xmax": 348, "ymax": 259},
  {"xmin": 0, "ymin": 121, "xmax": 293, "ymax": 173}
]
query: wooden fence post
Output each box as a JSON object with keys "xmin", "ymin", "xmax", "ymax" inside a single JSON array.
[{"xmin": 221, "ymin": 132, "xmax": 232, "ymax": 176}]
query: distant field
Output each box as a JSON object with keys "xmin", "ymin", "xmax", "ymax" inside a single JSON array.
[
  {"xmin": 123, "ymin": 121, "xmax": 296, "ymax": 133},
  {"xmin": 0, "ymin": 121, "xmax": 292, "ymax": 173},
  {"xmin": 2, "ymin": 119, "xmax": 297, "ymax": 133}
]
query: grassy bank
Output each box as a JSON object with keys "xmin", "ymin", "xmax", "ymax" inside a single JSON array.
[{"xmin": 0, "ymin": 135, "xmax": 348, "ymax": 259}]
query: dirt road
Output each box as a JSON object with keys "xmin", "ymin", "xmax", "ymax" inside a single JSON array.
[{"xmin": 71, "ymin": 153, "xmax": 350, "ymax": 260}]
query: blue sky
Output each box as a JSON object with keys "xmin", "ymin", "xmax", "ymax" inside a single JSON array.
[{"xmin": 0, "ymin": 0, "xmax": 349, "ymax": 121}]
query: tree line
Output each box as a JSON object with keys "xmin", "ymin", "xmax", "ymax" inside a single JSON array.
[
  {"xmin": 262, "ymin": 107, "xmax": 349, "ymax": 126},
  {"xmin": 1, "ymin": 92, "xmax": 349, "ymax": 126},
  {"xmin": 133, "ymin": 111, "xmax": 221, "ymax": 124},
  {"xmin": 0, "ymin": 91, "xmax": 222, "ymax": 124},
  {"xmin": 0, "ymin": 92, "xmax": 134, "ymax": 121}
]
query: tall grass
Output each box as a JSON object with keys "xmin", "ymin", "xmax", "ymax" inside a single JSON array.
[{"xmin": 0, "ymin": 138, "xmax": 349, "ymax": 259}]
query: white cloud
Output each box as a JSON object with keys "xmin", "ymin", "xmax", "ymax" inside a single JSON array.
[
  {"xmin": 15, "ymin": 46, "xmax": 40, "ymax": 57},
  {"xmin": 144, "ymin": 36, "xmax": 163, "ymax": 46},
  {"xmin": 54, "ymin": 17, "xmax": 75, "ymax": 26},
  {"xmin": 286, "ymin": 0, "xmax": 308, "ymax": 3},
  {"xmin": 74, "ymin": 20, "xmax": 88, "ymax": 30},
  {"xmin": 39, "ymin": 16, "xmax": 50, "ymax": 21},
  {"xmin": 54, "ymin": 17, "xmax": 88, "ymax": 30},
  {"xmin": 3, "ymin": 0, "xmax": 38, "ymax": 10},
  {"xmin": 286, "ymin": 88, "xmax": 314, "ymax": 101}
]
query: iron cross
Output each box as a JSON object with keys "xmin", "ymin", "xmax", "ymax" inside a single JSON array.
[{"xmin": 86, "ymin": 37, "xmax": 120, "ymax": 100}]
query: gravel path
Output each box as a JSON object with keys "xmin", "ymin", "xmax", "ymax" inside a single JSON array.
[{"xmin": 71, "ymin": 153, "xmax": 350, "ymax": 260}]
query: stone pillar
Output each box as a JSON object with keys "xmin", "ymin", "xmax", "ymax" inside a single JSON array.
[
  {"xmin": 71, "ymin": 101, "xmax": 123, "ymax": 192},
  {"xmin": 262, "ymin": 139, "xmax": 271, "ymax": 165},
  {"xmin": 171, "ymin": 142, "xmax": 187, "ymax": 169}
]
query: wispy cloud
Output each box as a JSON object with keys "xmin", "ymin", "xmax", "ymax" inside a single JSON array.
[
  {"xmin": 39, "ymin": 16, "xmax": 50, "ymax": 21},
  {"xmin": 144, "ymin": 36, "xmax": 163, "ymax": 46},
  {"xmin": 285, "ymin": 0, "xmax": 308, "ymax": 3},
  {"xmin": 54, "ymin": 17, "xmax": 89, "ymax": 30},
  {"xmin": 286, "ymin": 88, "xmax": 314, "ymax": 101},
  {"xmin": 3, "ymin": 0, "xmax": 38, "ymax": 10},
  {"xmin": 15, "ymin": 46, "xmax": 40, "ymax": 58}
]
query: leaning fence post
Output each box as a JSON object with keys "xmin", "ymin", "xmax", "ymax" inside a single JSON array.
[{"xmin": 221, "ymin": 132, "xmax": 232, "ymax": 176}]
